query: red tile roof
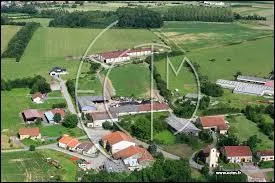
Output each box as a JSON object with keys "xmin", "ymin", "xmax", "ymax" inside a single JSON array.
[
  {"xmin": 22, "ymin": 109, "xmax": 43, "ymax": 119},
  {"xmin": 32, "ymin": 92, "xmax": 43, "ymax": 100},
  {"xmin": 89, "ymin": 111, "xmax": 117, "ymax": 121},
  {"xmin": 264, "ymin": 80, "xmax": 274, "ymax": 88},
  {"xmin": 138, "ymin": 102, "xmax": 169, "ymax": 112},
  {"xmin": 51, "ymin": 108, "xmax": 65, "ymax": 117},
  {"xmin": 113, "ymin": 145, "xmax": 153, "ymax": 162},
  {"xmin": 200, "ymin": 116, "xmax": 228, "ymax": 130},
  {"xmin": 99, "ymin": 50, "xmax": 128, "ymax": 59},
  {"xmin": 19, "ymin": 127, "xmax": 40, "ymax": 137},
  {"xmin": 224, "ymin": 146, "xmax": 252, "ymax": 157},
  {"xmin": 102, "ymin": 131, "xmax": 133, "ymax": 145},
  {"xmin": 59, "ymin": 135, "xmax": 79, "ymax": 148},
  {"xmin": 257, "ymin": 150, "xmax": 274, "ymax": 156}
]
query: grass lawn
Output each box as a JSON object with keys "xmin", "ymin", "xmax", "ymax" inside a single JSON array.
[
  {"xmin": 154, "ymin": 54, "xmax": 197, "ymax": 95},
  {"xmin": 160, "ymin": 143, "xmax": 194, "ymax": 159},
  {"xmin": 47, "ymin": 90, "xmax": 63, "ymax": 98},
  {"xmin": 265, "ymin": 171, "xmax": 274, "ymax": 182},
  {"xmin": 1, "ymin": 25, "xmax": 22, "ymax": 54},
  {"xmin": 227, "ymin": 115, "xmax": 274, "ymax": 150},
  {"xmin": 13, "ymin": 18, "xmax": 53, "ymax": 27},
  {"xmin": 1, "ymin": 88, "xmax": 65, "ymax": 134},
  {"xmin": 155, "ymin": 21, "xmax": 273, "ymax": 51},
  {"xmin": 220, "ymin": 161, "xmax": 241, "ymax": 170},
  {"xmin": 154, "ymin": 130, "xmax": 176, "ymax": 145},
  {"xmin": 1, "ymin": 27, "xmax": 158, "ymax": 81},
  {"xmin": 40, "ymin": 125, "xmax": 85, "ymax": 138},
  {"xmin": 102, "ymin": 63, "xmax": 152, "ymax": 97},
  {"xmin": 1, "ymin": 150, "xmax": 78, "ymax": 182},
  {"xmin": 259, "ymin": 160, "xmax": 274, "ymax": 169},
  {"xmin": 187, "ymin": 37, "xmax": 273, "ymax": 82},
  {"xmin": 191, "ymin": 168, "xmax": 207, "ymax": 182},
  {"xmin": 210, "ymin": 89, "xmax": 269, "ymax": 109}
]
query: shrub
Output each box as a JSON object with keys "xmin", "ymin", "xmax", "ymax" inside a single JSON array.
[
  {"xmin": 62, "ymin": 114, "xmax": 78, "ymax": 128},
  {"xmin": 29, "ymin": 145, "xmax": 35, "ymax": 151},
  {"xmin": 52, "ymin": 102, "xmax": 67, "ymax": 108},
  {"xmin": 102, "ymin": 121, "xmax": 113, "ymax": 130}
]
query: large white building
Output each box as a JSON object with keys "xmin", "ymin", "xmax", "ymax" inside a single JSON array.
[
  {"xmin": 216, "ymin": 79, "xmax": 274, "ymax": 97},
  {"xmin": 86, "ymin": 111, "xmax": 118, "ymax": 128},
  {"xmin": 102, "ymin": 131, "xmax": 136, "ymax": 154},
  {"xmin": 94, "ymin": 48, "xmax": 152, "ymax": 64}
]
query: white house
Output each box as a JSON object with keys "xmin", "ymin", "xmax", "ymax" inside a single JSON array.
[
  {"xmin": 31, "ymin": 92, "xmax": 45, "ymax": 104},
  {"xmin": 87, "ymin": 111, "xmax": 118, "ymax": 128},
  {"xmin": 75, "ymin": 141, "xmax": 98, "ymax": 156},
  {"xmin": 203, "ymin": 145, "xmax": 220, "ymax": 168},
  {"xmin": 222, "ymin": 146, "xmax": 253, "ymax": 163},
  {"xmin": 49, "ymin": 67, "xmax": 68, "ymax": 76},
  {"xmin": 113, "ymin": 145, "xmax": 154, "ymax": 171},
  {"xmin": 257, "ymin": 150, "xmax": 274, "ymax": 162},
  {"xmin": 102, "ymin": 131, "xmax": 136, "ymax": 154}
]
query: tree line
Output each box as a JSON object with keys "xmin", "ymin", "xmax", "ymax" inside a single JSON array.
[
  {"xmin": 162, "ymin": 5, "xmax": 234, "ymax": 22},
  {"xmin": 1, "ymin": 15, "xmax": 26, "ymax": 26},
  {"xmin": 1, "ymin": 4, "xmax": 38, "ymax": 14},
  {"xmin": 1, "ymin": 75, "xmax": 51, "ymax": 94},
  {"xmin": 233, "ymin": 12, "xmax": 267, "ymax": 21},
  {"xmin": 2, "ymin": 22, "xmax": 40, "ymax": 62}
]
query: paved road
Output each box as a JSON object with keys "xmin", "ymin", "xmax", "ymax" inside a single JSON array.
[{"xmin": 189, "ymin": 151, "xmax": 203, "ymax": 170}]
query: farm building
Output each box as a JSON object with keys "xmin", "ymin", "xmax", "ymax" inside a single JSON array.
[
  {"xmin": 165, "ymin": 114, "xmax": 201, "ymax": 136},
  {"xmin": 49, "ymin": 67, "xmax": 67, "ymax": 76},
  {"xmin": 113, "ymin": 145, "xmax": 154, "ymax": 171},
  {"xmin": 31, "ymin": 92, "xmax": 46, "ymax": 104},
  {"xmin": 109, "ymin": 102, "xmax": 170, "ymax": 116},
  {"xmin": 77, "ymin": 96, "xmax": 108, "ymax": 113},
  {"xmin": 103, "ymin": 159, "xmax": 127, "ymax": 173},
  {"xmin": 44, "ymin": 108, "xmax": 65, "ymax": 124},
  {"xmin": 202, "ymin": 145, "xmax": 220, "ymax": 168},
  {"xmin": 257, "ymin": 150, "xmax": 274, "ymax": 162},
  {"xmin": 21, "ymin": 109, "xmax": 43, "ymax": 123},
  {"xmin": 86, "ymin": 111, "xmax": 118, "ymax": 128},
  {"xmin": 58, "ymin": 135, "xmax": 80, "ymax": 151},
  {"xmin": 101, "ymin": 131, "xmax": 136, "ymax": 154},
  {"xmin": 75, "ymin": 141, "xmax": 97, "ymax": 156},
  {"xmin": 221, "ymin": 146, "xmax": 252, "ymax": 163},
  {"xmin": 199, "ymin": 116, "xmax": 229, "ymax": 135},
  {"xmin": 94, "ymin": 47, "xmax": 152, "ymax": 64},
  {"xmin": 236, "ymin": 75, "xmax": 270, "ymax": 84},
  {"xmin": 216, "ymin": 79, "xmax": 274, "ymax": 96},
  {"xmin": 18, "ymin": 127, "xmax": 41, "ymax": 140}
]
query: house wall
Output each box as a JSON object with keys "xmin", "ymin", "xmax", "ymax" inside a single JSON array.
[
  {"xmin": 33, "ymin": 97, "xmax": 43, "ymax": 104},
  {"xmin": 208, "ymin": 148, "xmax": 219, "ymax": 168},
  {"xmin": 259, "ymin": 155, "xmax": 274, "ymax": 161},
  {"xmin": 227, "ymin": 156, "xmax": 252, "ymax": 163},
  {"xmin": 58, "ymin": 142, "xmax": 67, "ymax": 149},
  {"xmin": 219, "ymin": 130, "xmax": 228, "ymax": 135},
  {"xmin": 111, "ymin": 141, "xmax": 136, "ymax": 154},
  {"xmin": 123, "ymin": 156, "xmax": 140, "ymax": 171},
  {"xmin": 84, "ymin": 146, "xmax": 98, "ymax": 155},
  {"xmin": 87, "ymin": 118, "xmax": 119, "ymax": 128},
  {"xmin": 19, "ymin": 134, "xmax": 41, "ymax": 140}
]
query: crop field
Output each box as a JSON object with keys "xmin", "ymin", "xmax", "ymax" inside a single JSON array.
[
  {"xmin": 228, "ymin": 115, "xmax": 274, "ymax": 150},
  {"xmin": 1, "ymin": 25, "xmax": 22, "ymax": 53},
  {"xmin": 187, "ymin": 37, "xmax": 273, "ymax": 82},
  {"xmin": 1, "ymin": 150, "xmax": 77, "ymax": 182},
  {"xmin": 154, "ymin": 55, "xmax": 197, "ymax": 95},
  {"xmin": 1, "ymin": 27, "xmax": 158, "ymax": 81},
  {"xmin": 13, "ymin": 18, "xmax": 53, "ymax": 27},
  {"xmin": 1, "ymin": 88, "xmax": 65, "ymax": 134},
  {"xmin": 102, "ymin": 63, "xmax": 152, "ymax": 97},
  {"xmin": 154, "ymin": 21, "xmax": 273, "ymax": 50}
]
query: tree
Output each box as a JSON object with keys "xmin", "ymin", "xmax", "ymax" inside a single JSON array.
[
  {"xmin": 29, "ymin": 145, "xmax": 35, "ymax": 151},
  {"xmin": 198, "ymin": 130, "xmax": 213, "ymax": 143},
  {"xmin": 62, "ymin": 114, "xmax": 78, "ymax": 128},
  {"xmin": 90, "ymin": 62, "xmax": 101, "ymax": 74},
  {"xmin": 35, "ymin": 118, "xmax": 42, "ymax": 125},
  {"xmin": 234, "ymin": 71, "xmax": 242, "ymax": 80},
  {"xmin": 201, "ymin": 165, "xmax": 209, "ymax": 176},
  {"xmin": 245, "ymin": 135, "xmax": 261, "ymax": 152},
  {"xmin": 201, "ymin": 81, "xmax": 224, "ymax": 97},
  {"xmin": 147, "ymin": 142, "xmax": 157, "ymax": 156},
  {"xmin": 102, "ymin": 121, "xmax": 113, "ymax": 130},
  {"xmin": 218, "ymin": 134, "xmax": 240, "ymax": 147},
  {"xmin": 199, "ymin": 96, "xmax": 210, "ymax": 110},
  {"xmin": 53, "ymin": 113, "xmax": 62, "ymax": 123}
]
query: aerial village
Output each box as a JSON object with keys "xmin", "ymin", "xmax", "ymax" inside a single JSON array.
[
  {"xmin": 14, "ymin": 44, "xmax": 274, "ymax": 178},
  {"xmin": 1, "ymin": 1, "xmax": 274, "ymax": 182}
]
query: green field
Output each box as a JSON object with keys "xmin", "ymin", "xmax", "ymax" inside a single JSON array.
[
  {"xmin": 155, "ymin": 21, "xmax": 273, "ymax": 50},
  {"xmin": 103, "ymin": 63, "xmax": 152, "ymax": 97},
  {"xmin": 1, "ymin": 150, "xmax": 78, "ymax": 182},
  {"xmin": 1, "ymin": 88, "xmax": 65, "ymax": 133},
  {"xmin": 1, "ymin": 25, "xmax": 22, "ymax": 53},
  {"xmin": 1, "ymin": 27, "xmax": 158, "ymax": 81},
  {"xmin": 13, "ymin": 18, "xmax": 53, "ymax": 27},
  {"xmin": 40, "ymin": 125, "xmax": 84, "ymax": 138},
  {"xmin": 187, "ymin": 37, "xmax": 273, "ymax": 81},
  {"xmin": 154, "ymin": 130, "xmax": 176, "ymax": 145},
  {"xmin": 227, "ymin": 115, "xmax": 274, "ymax": 150},
  {"xmin": 154, "ymin": 54, "xmax": 197, "ymax": 95}
]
